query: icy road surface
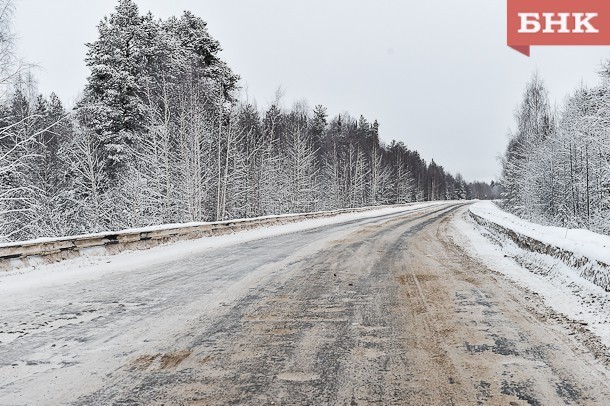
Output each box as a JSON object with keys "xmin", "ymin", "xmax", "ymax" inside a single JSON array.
[{"xmin": 1, "ymin": 202, "xmax": 610, "ymax": 404}]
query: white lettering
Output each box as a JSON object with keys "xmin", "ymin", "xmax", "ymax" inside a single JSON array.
[
  {"xmin": 518, "ymin": 13, "xmax": 541, "ymax": 33},
  {"xmin": 542, "ymin": 13, "xmax": 571, "ymax": 33},
  {"xmin": 572, "ymin": 13, "xmax": 599, "ymax": 33}
]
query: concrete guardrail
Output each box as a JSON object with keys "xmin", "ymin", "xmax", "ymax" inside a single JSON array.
[{"xmin": 0, "ymin": 203, "xmax": 425, "ymax": 271}]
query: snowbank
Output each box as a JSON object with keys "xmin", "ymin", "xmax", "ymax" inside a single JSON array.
[
  {"xmin": 451, "ymin": 205, "xmax": 610, "ymax": 351},
  {"xmin": 469, "ymin": 201, "xmax": 610, "ymax": 291}
]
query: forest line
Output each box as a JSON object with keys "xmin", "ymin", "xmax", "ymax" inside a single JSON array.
[
  {"xmin": 0, "ymin": 0, "xmax": 495, "ymax": 242},
  {"xmin": 501, "ymin": 69, "xmax": 610, "ymax": 235}
]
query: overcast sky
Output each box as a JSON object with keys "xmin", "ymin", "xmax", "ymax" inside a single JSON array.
[{"xmin": 12, "ymin": 0, "xmax": 610, "ymax": 182}]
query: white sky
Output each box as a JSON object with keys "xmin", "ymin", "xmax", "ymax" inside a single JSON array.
[{"xmin": 12, "ymin": 0, "xmax": 610, "ymax": 182}]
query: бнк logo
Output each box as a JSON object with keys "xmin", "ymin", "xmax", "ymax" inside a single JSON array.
[{"xmin": 507, "ymin": 0, "xmax": 610, "ymax": 56}]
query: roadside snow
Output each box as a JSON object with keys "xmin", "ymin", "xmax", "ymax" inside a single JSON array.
[
  {"xmin": 469, "ymin": 201, "xmax": 610, "ymax": 267},
  {"xmin": 451, "ymin": 203, "xmax": 610, "ymax": 348}
]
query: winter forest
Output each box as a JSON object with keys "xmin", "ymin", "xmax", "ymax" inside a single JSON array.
[
  {"xmin": 502, "ymin": 72, "xmax": 610, "ymax": 235},
  {"xmin": 0, "ymin": 0, "xmax": 495, "ymax": 242}
]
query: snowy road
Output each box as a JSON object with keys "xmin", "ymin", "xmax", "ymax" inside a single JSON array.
[{"xmin": 2, "ymin": 202, "xmax": 610, "ymax": 404}]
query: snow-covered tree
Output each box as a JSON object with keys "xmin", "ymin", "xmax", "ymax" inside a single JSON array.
[{"xmin": 0, "ymin": 0, "xmax": 466, "ymax": 241}]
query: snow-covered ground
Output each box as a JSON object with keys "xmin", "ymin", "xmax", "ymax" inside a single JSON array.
[
  {"xmin": 451, "ymin": 201, "xmax": 610, "ymax": 348},
  {"xmin": 469, "ymin": 201, "xmax": 610, "ymax": 268}
]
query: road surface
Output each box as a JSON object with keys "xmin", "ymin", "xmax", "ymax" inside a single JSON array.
[{"xmin": 1, "ymin": 203, "xmax": 610, "ymax": 405}]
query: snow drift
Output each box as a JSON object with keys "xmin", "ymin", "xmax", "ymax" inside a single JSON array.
[{"xmin": 469, "ymin": 201, "xmax": 610, "ymax": 291}]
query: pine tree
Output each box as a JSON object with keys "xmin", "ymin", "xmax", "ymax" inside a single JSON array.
[{"xmin": 82, "ymin": 0, "xmax": 154, "ymax": 177}]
